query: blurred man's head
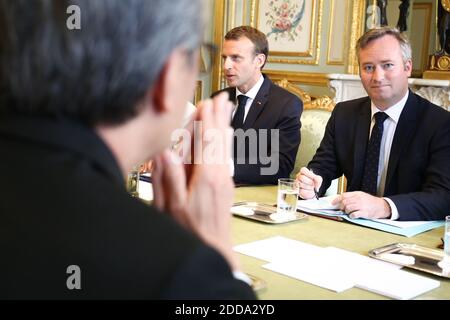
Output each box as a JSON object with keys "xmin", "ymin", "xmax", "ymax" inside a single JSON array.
[
  {"xmin": 356, "ymin": 27, "xmax": 412, "ymax": 110},
  {"xmin": 222, "ymin": 26, "xmax": 268, "ymax": 93},
  {"xmin": 0, "ymin": 0, "xmax": 204, "ymax": 168},
  {"xmin": 0, "ymin": 0, "xmax": 202, "ymax": 126}
]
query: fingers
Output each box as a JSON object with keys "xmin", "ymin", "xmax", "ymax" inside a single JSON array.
[
  {"xmin": 300, "ymin": 167, "xmax": 322, "ymax": 189},
  {"xmin": 297, "ymin": 167, "xmax": 314, "ymax": 189},
  {"xmin": 212, "ymin": 91, "xmax": 232, "ymax": 126},
  {"xmin": 338, "ymin": 192, "xmax": 369, "ymax": 218},
  {"xmin": 337, "ymin": 192, "xmax": 356, "ymax": 213},
  {"xmin": 348, "ymin": 210, "xmax": 363, "ymax": 219},
  {"xmin": 211, "ymin": 93, "xmax": 233, "ymax": 164},
  {"xmin": 297, "ymin": 167, "xmax": 323, "ymax": 199},
  {"xmin": 151, "ymin": 150, "xmax": 189, "ymax": 224},
  {"xmin": 331, "ymin": 194, "xmax": 342, "ymax": 206},
  {"xmin": 160, "ymin": 150, "xmax": 187, "ymax": 205},
  {"xmin": 151, "ymin": 155, "xmax": 165, "ymax": 210},
  {"xmin": 195, "ymin": 94, "xmax": 233, "ymax": 167},
  {"xmin": 214, "ymin": 94, "xmax": 233, "ymax": 163},
  {"xmin": 299, "ymin": 167, "xmax": 315, "ymax": 180}
]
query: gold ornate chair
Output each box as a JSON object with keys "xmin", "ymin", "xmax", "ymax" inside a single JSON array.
[{"xmin": 276, "ymin": 79, "xmax": 346, "ymax": 194}]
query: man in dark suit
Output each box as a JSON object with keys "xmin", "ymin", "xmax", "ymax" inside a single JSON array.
[
  {"xmin": 296, "ymin": 27, "xmax": 450, "ymax": 221},
  {"xmin": 0, "ymin": 0, "xmax": 255, "ymax": 299},
  {"xmin": 213, "ymin": 26, "xmax": 302, "ymax": 185}
]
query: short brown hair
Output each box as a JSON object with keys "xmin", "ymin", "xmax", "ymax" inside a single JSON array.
[
  {"xmin": 224, "ymin": 26, "xmax": 269, "ymax": 69},
  {"xmin": 356, "ymin": 27, "xmax": 412, "ymax": 63}
]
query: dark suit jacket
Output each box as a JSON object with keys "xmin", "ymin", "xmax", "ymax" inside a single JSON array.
[
  {"xmin": 213, "ymin": 75, "xmax": 302, "ymax": 185},
  {"xmin": 308, "ymin": 91, "xmax": 450, "ymax": 221},
  {"xmin": 0, "ymin": 116, "xmax": 255, "ymax": 299}
]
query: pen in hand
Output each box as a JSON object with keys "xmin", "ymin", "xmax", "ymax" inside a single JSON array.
[
  {"xmin": 309, "ymin": 168, "xmax": 320, "ymax": 200},
  {"xmin": 313, "ymin": 187, "xmax": 319, "ymax": 200}
]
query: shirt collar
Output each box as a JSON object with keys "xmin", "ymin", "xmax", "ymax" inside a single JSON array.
[
  {"xmin": 236, "ymin": 75, "xmax": 264, "ymax": 101},
  {"xmin": 370, "ymin": 90, "xmax": 409, "ymax": 124}
]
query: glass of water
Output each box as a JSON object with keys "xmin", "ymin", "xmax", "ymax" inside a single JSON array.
[
  {"xmin": 277, "ymin": 178, "xmax": 299, "ymax": 216},
  {"xmin": 444, "ymin": 216, "xmax": 450, "ymax": 262},
  {"xmin": 439, "ymin": 216, "xmax": 450, "ymax": 273}
]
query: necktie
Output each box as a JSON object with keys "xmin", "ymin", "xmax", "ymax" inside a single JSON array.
[
  {"xmin": 360, "ymin": 112, "xmax": 389, "ymax": 195},
  {"xmin": 231, "ymin": 95, "xmax": 249, "ymax": 129}
]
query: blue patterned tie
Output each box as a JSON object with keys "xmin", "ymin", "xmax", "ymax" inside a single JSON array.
[
  {"xmin": 231, "ymin": 95, "xmax": 249, "ymax": 129},
  {"xmin": 361, "ymin": 112, "xmax": 389, "ymax": 195}
]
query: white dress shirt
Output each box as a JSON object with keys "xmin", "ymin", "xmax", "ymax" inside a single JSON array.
[
  {"xmin": 369, "ymin": 91, "xmax": 409, "ymax": 220},
  {"xmin": 232, "ymin": 75, "xmax": 265, "ymax": 122}
]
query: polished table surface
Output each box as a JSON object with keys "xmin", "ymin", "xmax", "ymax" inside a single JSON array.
[{"xmin": 233, "ymin": 185, "xmax": 450, "ymax": 300}]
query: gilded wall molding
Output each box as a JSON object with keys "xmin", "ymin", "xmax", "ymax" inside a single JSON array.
[
  {"xmin": 211, "ymin": 0, "xmax": 226, "ymax": 93},
  {"xmin": 249, "ymin": 0, "xmax": 257, "ymax": 26},
  {"xmin": 347, "ymin": 0, "xmax": 365, "ymax": 74},
  {"xmin": 194, "ymin": 81, "xmax": 203, "ymax": 105},
  {"xmin": 264, "ymin": 70, "xmax": 329, "ymax": 86}
]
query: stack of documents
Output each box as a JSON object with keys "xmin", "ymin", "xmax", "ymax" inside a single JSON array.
[
  {"xmin": 234, "ymin": 236, "xmax": 440, "ymax": 299},
  {"xmin": 297, "ymin": 196, "xmax": 445, "ymax": 237}
]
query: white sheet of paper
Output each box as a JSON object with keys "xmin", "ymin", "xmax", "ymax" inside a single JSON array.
[
  {"xmin": 233, "ymin": 236, "xmax": 322, "ymax": 263},
  {"xmin": 297, "ymin": 195, "xmax": 340, "ymax": 210},
  {"xmin": 263, "ymin": 257, "xmax": 355, "ymax": 293},
  {"xmin": 234, "ymin": 237, "xmax": 439, "ymax": 299},
  {"xmin": 355, "ymin": 268, "xmax": 440, "ymax": 300},
  {"xmin": 322, "ymin": 247, "xmax": 402, "ymax": 272},
  {"xmin": 323, "ymin": 247, "xmax": 439, "ymax": 299}
]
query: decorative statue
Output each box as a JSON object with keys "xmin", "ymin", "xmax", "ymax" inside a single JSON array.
[
  {"xmin": 438, "ymin": 0, "xmax": 450, "ymax": 54},
  {"xmin": 377, "ymin": 0, "xmax": 388, "ymax": 26},
  {"xmin": 396, "ymin": 0, "xmax": 410, "ymax": 32}
]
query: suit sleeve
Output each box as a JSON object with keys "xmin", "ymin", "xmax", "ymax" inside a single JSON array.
[
  {"xmin": 161, "ymin": 245, "xmax": 257, "ymax": 299},
  {"xmin": 233, "ymin": 94, "xmax": 302, "ymax": 185},
  {"xmin": 307, "ymin": 105, "xmax": 344, "ymax": 195},
  {"xmin": 277, "ymin": 95, "xmax": 303, "ymax": 180},
  {"xmin": 389, "ymin": 118, "xmax": 450, "ymax": 221}
]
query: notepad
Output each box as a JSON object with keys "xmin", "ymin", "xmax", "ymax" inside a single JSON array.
[
  {"xmin": 296, "ymin": 197, "xmax": 445, "ymax": 237},
  {"xmin": 297, "ymin": 195, "xmax": 340, "ymax": 211}
]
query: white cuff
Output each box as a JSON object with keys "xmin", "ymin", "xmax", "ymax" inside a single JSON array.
[
  {"xmin": 232, "ymin": 270, "xmax": 252, "ymax": 286},
  {"xmin": 384, "ymin": 197, "xmax": 399, "ymax": 220}
]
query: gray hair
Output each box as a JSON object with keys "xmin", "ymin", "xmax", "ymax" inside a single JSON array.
[
  {"xmin": 356, "ymin": 27, "xmax": 412, "ymax": 64},
  {"xmin": 0, "ymin": 0, "xmax": 203, "ymax": 125}
]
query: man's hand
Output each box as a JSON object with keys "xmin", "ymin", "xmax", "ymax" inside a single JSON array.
[
  {"xmin": 152, "ymin": 92, "xmax": 240, "ymax": 270},
  {"xmin": 332, "ymin": 191, "xmax": 391, "ymax": 219},
  {"xmin": 296, "ymin": 167, "xmax": 323, "ymax": 199}
]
